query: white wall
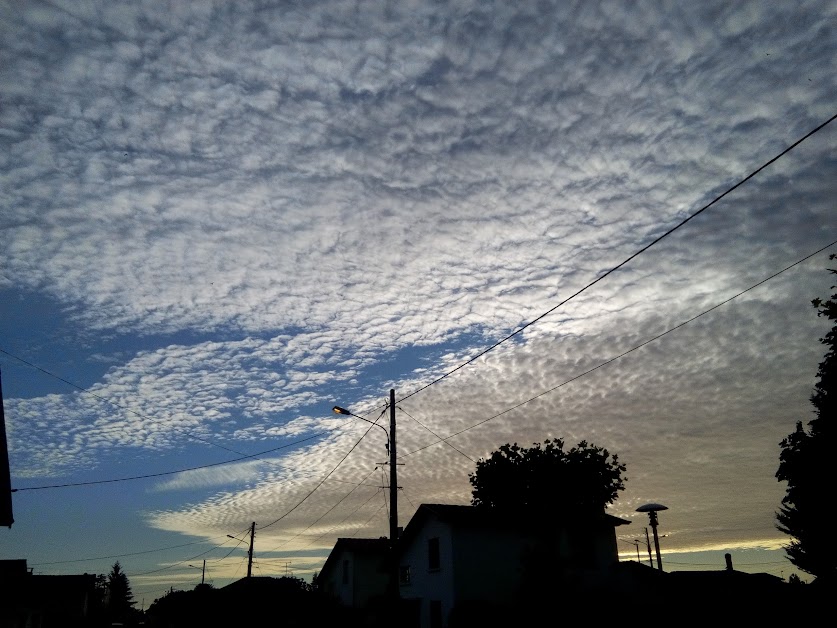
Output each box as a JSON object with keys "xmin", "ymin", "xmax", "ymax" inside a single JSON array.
[{"xmin": 399, "ymin": 518, "xmax": 455, "ymax": 628}]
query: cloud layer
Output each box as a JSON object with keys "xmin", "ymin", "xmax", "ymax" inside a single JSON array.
[{"xmin": 1, "ymin": 0, "xmax": 835, "ymax": 586}]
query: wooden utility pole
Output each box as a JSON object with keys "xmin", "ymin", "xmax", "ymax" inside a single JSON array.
[
  {"xmin": 0, "ymin": 368, "xmax": 14, "ymax": 528},
  {"xmin": 201, "ymin": 559, "xmax": 206, "ymax": 585},
  {"xmin": 644, "ymin": 528, "xmax": 653, "ymax": 568},
  {"xmin": 389, "ymin": 389, "xmax": 398, "ymax": 548},
  {"xmin": 247, "ymin": 521, "xmax": 255, "ymax": 578},
  {"xmin": 389, "ymin": 388, "xmax": 399, "ymax": 602}
]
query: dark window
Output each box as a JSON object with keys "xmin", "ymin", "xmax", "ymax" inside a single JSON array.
[
  {"xmin": 399, "ymin": 565, "xmax": 411, "ymax": 585},
  {"xmin": 429, "ymin": 600, "xmax": 443, "ymax": 628},
  {"xmin": 342, "ymin": 559, "xmax": 349, "ymax": 585},
  {"xmin": 428, "ymin": 537, "xmax": 440, "ymax": 571}
]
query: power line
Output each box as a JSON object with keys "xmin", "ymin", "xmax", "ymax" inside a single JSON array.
[
  {"xmin": 131, "ymin": 528, "xmax": 250, "ymax": 576},
  {"xmin": 395, "ymin": 111, "xmax": 837, "ymax": 407},
  {"xmin": 1, "ymin": 349, "xmax": 373, "ymax": 494},
  {"xmin": 304, "ymin": 487, "xmax": 384, "ymax": 547},
  {"xmin": 12, "ymin": 431, "xmax": 329, "ymax": 492},
  {"xmin": 0, "ymin": 347, "xmax": 243, "ymax": 455},
  {"xmin": 14, "ymin": 423, "xmax": 385, "ymax": 493},
  {"xmin": 400, "ymin": 488, "xmax": 417, "ymax": 511},
  {"xmin": 41, "ymin": 525, "xmax": 252, "ymax": 575},
  {"xmin": 0, "ymin": 347, "xmax": 359, "ymax": 502},
  {"xmin": 403, "ymin": 239, "xmax": 837, "ymax": 457},
  {"xmin": 273, "ymin": 112, "xmax": 837, "ymax": 545},
  {"xmin": 260, "ymin": 467, "xmax": 379, "ymax": 554},
  {"xmin": 349, "ymin": 501, "xmax": 387, "ymax": 537},
  {"xmin": 257, "ymin": 407, "xmax": 388, "ymax": 531},
  {"xmin": 380, "ymin": 465, "xmax": 389, "ymax": 523},
  {"xmin": 398, "ymin": 406, "xmax": 475, "ymax": 462},
  {"xmin": 12, "ymin": 111, "xmax": 834, "ymax": 579},
  {"xmin": 664, "ymin": 559, "xmax": 789, "ymax": 566},
  {"xmin": 29, "ymin": 535, "xmax": 233, "ymax": 566}
]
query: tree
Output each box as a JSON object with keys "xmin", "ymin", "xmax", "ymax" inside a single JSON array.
[
  {"xmin": 469, "ymin": 438, "xmax": 626, "ymax": 519},
  {"xmin": 776, "ymin": 254, "xmax": 837, "ymax": 583},
  {"xmin": 106, "ymin": 561, "xmax": 136, "ymax": 622}
]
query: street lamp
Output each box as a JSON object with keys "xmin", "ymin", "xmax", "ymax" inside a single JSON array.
[
  {"xmin": 332, "ymin": 406, "xmax": 390, "ymax": 453},
  {"xmin": 227, "ymin": 522, "xmax": 256, "ymax": 578},
  {"xmin": 188, "ymin": 561, "xmax": 206, "ymax": 585},
  {"xmin": 636, "ymin": 503, "xmax": 668, "ymax": 571},
  {"xmin": 334, "ymin": 390, "xmax": 399, "ymax": 602}
]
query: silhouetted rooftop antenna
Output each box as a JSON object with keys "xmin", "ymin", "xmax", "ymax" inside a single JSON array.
[{"xmin": 636, "ymin": 503, "xmax": 667, "ymax": 571}]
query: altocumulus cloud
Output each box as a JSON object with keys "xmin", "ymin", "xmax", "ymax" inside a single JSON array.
[{"xmin": 1, "ymin": 0, "xmax": 835, "ymax": 564}]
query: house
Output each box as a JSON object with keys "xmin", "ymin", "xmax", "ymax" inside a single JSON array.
[
  {"xmin": 318, "ymin": 537, "xmax": 389, "ymax": 609},
  {"xmin": 0, "ymin": 559, "xmax": 100, "ymax": 627},
  {"xmin": 396, "ymin": 504, "xmax": 630, "ymax": 628}
]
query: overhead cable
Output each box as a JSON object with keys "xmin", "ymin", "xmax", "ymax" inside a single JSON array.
[
  {"xmin": 404, "ymin": 239, "xmax": 837, "ymax": 457},
  {"xmin": 12, "ymin": 431, "xmax": 329, "ymax": 492},
  {"xmin": 257, "ymin": 407, "xmax": 388, "ymax": 530},
  {"xmin": 396, "ymin": 112, "xmax": 837, "ymax": 406}
]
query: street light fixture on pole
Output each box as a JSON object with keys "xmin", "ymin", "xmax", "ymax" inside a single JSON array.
[
  {"xmin": 188, "ymin": 561, "xmax": 206, "ymax": 585},
  {"xmin": 637, "ymin": 503, "xmax": 668, "ymax": 571},
  {"xmin": 333, "ymin": 389, "xmax": 399, "ymax": 601},
  {"xmin": 227, "ymin": 522, "xmax": 256, "ymax": 578},
  {"xmin": 332, "ymin": 405, "xmax": 390, "ymax": 454}
]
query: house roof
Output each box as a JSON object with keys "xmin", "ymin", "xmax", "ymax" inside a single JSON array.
[
  {"xmin": 667, "ymin": 569, "xmax": 786, "ymax": 591},
  {"xmin": 396, "ymin": 503, "xmax": 631, "ymax": 555},
  {"xmin": 319, "ymin": 537, "xmax": 389, "ymax": 580}
]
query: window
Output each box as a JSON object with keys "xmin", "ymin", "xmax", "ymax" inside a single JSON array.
[
  {"xmin": 342, "ymin": 559, "xmax": 349, "ymax": 585},
  {"xmin": 428, "ymin": 537, "xmax": 440, "ymax": 571},
  {"xmin": 429, "ymin": 600, "xmax": 443, "ymax": 628},
  {"xmin": 399, "ymin": 565, "xmax": 411, "ymax": 585}
]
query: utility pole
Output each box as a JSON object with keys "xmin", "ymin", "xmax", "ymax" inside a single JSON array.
[
  {"xmin": 201, "ymin": 559, "xmax": 206, "ymax": 585},
  {"xmin": 332, "ymin": 394, "xmax": 399, "ymax": 601},
  {"xmin": 644, "ymin": 528, "xmax": 654, "ymax": 568},
  {"xmin": 389, "ymin": 388, "xmax": 399, "ymax": 603},
  {"xmin": 0, "ymin": 368, "xmax": 14, "ymax": 528},
  {"xmin": 247, "ymin": 521, "xmax": 255, "ymax": 578},
  {"xmin": 389, "ymin": 389, "xmax": 398, "ymax": 548}
]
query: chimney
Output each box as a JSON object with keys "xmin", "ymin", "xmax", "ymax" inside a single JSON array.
[{"xmin": 724, "ymin": 553, "xmax": 733, "ymax": 571}]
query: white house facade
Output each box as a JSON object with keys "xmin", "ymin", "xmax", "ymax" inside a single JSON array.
[
  {"xmin": 396, "ymin": 504, "xmax": 630, "ymax": 628},
  {"xmin": 319, "ymin": 537, "xmax": 389, "ymax": 609}
]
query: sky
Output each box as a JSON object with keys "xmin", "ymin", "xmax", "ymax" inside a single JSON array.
[{"xmin": 1, "ymin": 0, "xmax": 835, "ymax": 603}]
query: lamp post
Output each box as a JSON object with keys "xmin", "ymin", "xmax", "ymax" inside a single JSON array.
[
  {"xmin": 636, "ymin": 503, "xmax": 668, "ymax": 571},
  {"xmin": 227, "ymin": 522, "xmax": 256, "ymax": 578},
  {"xmin": 333, "ymin": 389, "xmax": 399, "ymax": 601},
  {"xmin": 188, "ymin": 561, "xmax": 206, "ymax": 585}
]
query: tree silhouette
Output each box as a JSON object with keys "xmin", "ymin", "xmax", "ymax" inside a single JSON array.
[
  {"xmin": 469, "ymin": 438, "xmax": 626, "ymax": 519},
  {"xmin": 776, "ymin": 254, "xmax": 837, "ymax": 583},
  {"xmin": 106, "ymin": 561, "xmax": 136, "ymax": 622}
]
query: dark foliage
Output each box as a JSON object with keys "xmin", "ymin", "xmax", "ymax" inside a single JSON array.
[
  {"xmin": 469, "ymin": 438, "xmax": 626, "ymax": 519},
  {"xmin": 145, "ymin": 576, "xmax": 348, "ymax": 628},
  {"xmin": 105, "ymin": 561, "xmax": 136, "ymax": 623},
  {"xmin": 776, "ymin": 255, "xmax": 837, "ymax": 583}
]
